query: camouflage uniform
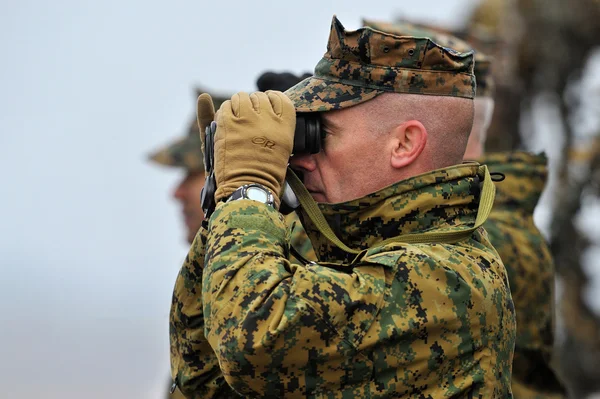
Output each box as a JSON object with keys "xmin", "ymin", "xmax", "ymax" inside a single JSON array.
[
  {"xmin": 170, "ymin": 17, "xmax": 515, "ymax": 398},
  {"xmin": 481, "ymin": 152, "xmax": 565, "ymax": 398},
  {"xmin": 172, "ymin": 164, "xmax": 515, "ymax": 398}
]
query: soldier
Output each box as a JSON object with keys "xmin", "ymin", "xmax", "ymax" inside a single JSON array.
[
  {"xmin": 170, "ymin": 16, "xmax": 515, "ymax": 398},
  {"xmin": 363, "ymin": 19, "xmax": 565, "ymax": 399},
  {"xmin": 479, "ymin": 153, "xmax": 564, "ymax": 398},
  {"xmin": 469, "ymin": 60, "xmax": 564, "ymax": 399}
]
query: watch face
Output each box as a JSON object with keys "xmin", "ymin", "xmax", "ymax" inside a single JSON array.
[{"xmin": 246, "ymin": 186, "xmax": 269, "ymax": 203}]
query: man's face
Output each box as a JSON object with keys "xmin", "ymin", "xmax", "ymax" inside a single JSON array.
[
  {"xmin": 172, "ymin": 171, "xmax": 205, "ymax": 243},
  {"xmin": 290, "ymin": 108, "xmax": 390, "ymax": 204}
]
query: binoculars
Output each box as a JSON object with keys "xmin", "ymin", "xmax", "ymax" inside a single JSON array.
[{"xmin": 201, "ymin": 113, "xmax": 323, "ymax": 217}]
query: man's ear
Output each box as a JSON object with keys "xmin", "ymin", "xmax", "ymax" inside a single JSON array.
[{"xmin": 390, "ymin": 120, "xmax": 428, "ymax": 169}]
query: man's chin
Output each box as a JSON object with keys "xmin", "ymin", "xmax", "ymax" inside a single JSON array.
[
  {"xmin": 185, "ymin": 222, "xmax": 203, "ymax": 244},
  {"xmin": 186, "ymin": 229, "xmax": 199, "ymax": 244},
  {"xmin": 310, "ymin": 192, "xmax": 327, "ymax": 203}
]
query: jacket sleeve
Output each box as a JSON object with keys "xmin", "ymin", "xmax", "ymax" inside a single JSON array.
[
  {"xmin": 202, "ymin": 200, "xmax": 386, "ymax": 397},
  {"xmin": 170, "ymin": 226, "xmax": 239, "ymax": 398}
]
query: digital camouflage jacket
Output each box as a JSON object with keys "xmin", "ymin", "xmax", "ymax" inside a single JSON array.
[
  {"xmin": 171, "ymin": 163, "xmax": 516, "ymax": 398},
  {"xmin": 169, "ymin": 216, "xmax": 314, "ymax": 399},
  {"xmin": 481, "ymin": 152, "xmax": 565, "ymax": 398}
]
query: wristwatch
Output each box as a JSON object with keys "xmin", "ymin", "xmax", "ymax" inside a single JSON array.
[{"xmin": 227, "ymin": 184, "xmax": 275, "ymax": 208}]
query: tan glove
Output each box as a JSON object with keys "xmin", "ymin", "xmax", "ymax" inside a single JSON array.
[
  {"xmin": 196, "ymin": 93, "xmax": 216, "ymax": 159},
  {"xmin": 213, "ymin": 91, "xmax": 295, "ymax": 207}
]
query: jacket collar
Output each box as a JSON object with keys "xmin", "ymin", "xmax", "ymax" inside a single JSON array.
[
  {"xmin": 479, "ymin": 151, "xmax": 548, "ymax": 213},
  {"xmin": 297, "ymin": 163, "xmax": 483, "ymax": 263}
]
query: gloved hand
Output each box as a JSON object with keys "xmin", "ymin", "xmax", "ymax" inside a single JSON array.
[
  {"xmin": 213, "ymin": 91, "xmax": 295, "ymax": 207},
  {"xmin": 196, "ymin": 93, "xmax": 216, "ymax": 158}
]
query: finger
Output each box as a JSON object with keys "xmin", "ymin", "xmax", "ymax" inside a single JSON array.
[
  {"xmin": 231, "ymin": 92, "xmax": 252, "ymax": 118},
  {"xmin": 249, "ymin": 92, "xmax": 261, "ymax": 113},
  {"xmin": 266, "ymin": 90, "xmax": 293, "ymax": 117},
  {"xmin": 251, "ymin": 91, "xmax": 273, "ymax": 115},
  {"xmin": 230, "ymin": 93, "xmax": 240, "ymax": 117}
]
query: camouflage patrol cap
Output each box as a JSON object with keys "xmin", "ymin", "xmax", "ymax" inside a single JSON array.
[
  {"xmin": 148, "ymin": 88, "xmax": 227, "ymax": 172},
  {"xmin": 285, "ymin": 16, "xmax": 476, "ymax": 112},
  {"xmin": 363, "ymin": 19, "xmax": 495, "ymax": 97}
]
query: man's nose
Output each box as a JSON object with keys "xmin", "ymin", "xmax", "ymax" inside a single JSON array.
[
  {"xmin": 290, "ymin": 153, "xmax": 317, "ymax": 172},
  {"xmin": 172, "ymin": 181, "xmax": 187, "ymax": 200}
]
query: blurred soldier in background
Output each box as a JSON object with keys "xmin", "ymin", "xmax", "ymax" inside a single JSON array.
[
  {"xmin": 364, "ymin": 18, "xmax": 565, "ymax": 398},
  {"xmin": 480, "ymin": 153, "xmax": 564, "ymax": 398},
  {"xmin": 467, "ymin": 0, "xmax": 600, "ymax": 395},
  {"xmin": 148, "ymin": 88, "xmax": 228, "ymax": 399},
  {"xmin": 159, "ymin": 74, "xmax": 314, "ymax": 398},
  {"xmin": 458, "ymin": 22, "xmax": 566, "ymax": 399},
  {"xmin": 148, "ymin": 88, "xmax": 227, "ymax": 245}
]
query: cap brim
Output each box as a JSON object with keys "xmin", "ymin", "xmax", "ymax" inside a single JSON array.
[
  {"xmin": 285, "ymin": 76, "xmax": 382, "ymax": 112},
  {"xmin": 148, "ymin": 135, "xmax": 204, "ymax": 171}
]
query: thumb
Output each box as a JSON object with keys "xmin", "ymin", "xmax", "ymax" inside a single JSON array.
[{"xmin": 197, "ymin": 93, "xmax": 215, "ymax": 145}]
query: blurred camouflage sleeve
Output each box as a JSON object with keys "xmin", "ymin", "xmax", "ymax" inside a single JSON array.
[
  {"xmin": 203, "ymin": 200, "xmax": 384, "ymax": 397},
  {"xmin": 170, "ymin": 225, "xmax": 239, "ymax": 398}
]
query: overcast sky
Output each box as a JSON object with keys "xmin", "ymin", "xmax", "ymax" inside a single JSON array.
[{"xmin": 5, "ymin": 0, "xmax": 572, "ymax": 397}]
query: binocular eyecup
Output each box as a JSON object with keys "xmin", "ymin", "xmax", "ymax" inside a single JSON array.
[{"xmin": 293, "ymin": 113, "xmax": 323, "ymax": 155}]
